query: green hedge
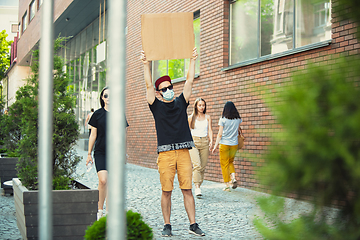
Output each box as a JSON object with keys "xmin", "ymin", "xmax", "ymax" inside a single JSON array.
[
  {"xmin": 254, "ymin": 55, "xmax": 360, "ymax": 239},
  {"xmin": 84, "ymin": 210, "xmax": 153, "ymax": 240}
]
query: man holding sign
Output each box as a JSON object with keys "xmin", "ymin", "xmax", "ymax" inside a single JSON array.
[{"xmin": 140, "ymin": 47, "xmax": 205, "ymax": 237}]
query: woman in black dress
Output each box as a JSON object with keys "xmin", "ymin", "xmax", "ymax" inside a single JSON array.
[{"xmin": 86, "ymin": 87, "xmax": 110, "ymax": 220}]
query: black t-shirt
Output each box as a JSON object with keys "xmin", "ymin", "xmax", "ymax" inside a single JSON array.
[
  {"xmin": 89, "ymin": 108, "xmax": 129, "ymax": 154},
  {"xmin": 89, "ymin": 108, "xmax": 107, "ymax": 154},
  {"xmin": 149, "ymin": 93, "xmax": 195, "ymax": 153}
]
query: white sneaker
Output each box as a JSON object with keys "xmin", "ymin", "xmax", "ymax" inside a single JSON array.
[
  {"xmin": 231, "ymin": 179, "xmax": 238, "ymax": 189},
  {"xmin": 195, "ymin": 188, "xmax": 202, "ymax": 197},
  {"xmin": 97, "ymin": 209, "xmax": 103, "ymax": 220}
]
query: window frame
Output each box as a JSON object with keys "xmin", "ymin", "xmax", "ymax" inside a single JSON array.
[
  {"xmin": 29, "ymin": 0, "xmax": 36, "ymax": 22},
  {"xmin": 38, "ymin": 0, "xmax": 43, "ymax": 10},
  {"xmin": 11, "ymin": 23, "xmax": 18, "ymax": 33},
  {"xmin": 22, "ymin": 11, "xmax": 28, "ymax": 33},
  {"xmin": 225, "ymin": 0, "xmax": 332, "ymax": 71},
  {"xmin": 313, "ymin": 2, "xmax": 330, "ymax": 28}
]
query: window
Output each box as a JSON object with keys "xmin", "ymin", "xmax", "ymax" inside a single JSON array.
[
  {"xmin": 38, "ymin": 0, "xmax": 43, "ymax": 8},
  {"xmin": 11, "ymin": 24, "xmax": 18, "ymax": 33},
  {"xmin": 312, "ymin": 2, "xmax": 331, "ymax": 36},
  {"xmin": 22, "ymin": 11, "xmax": 28, "ymax": 33},
  {"xmin": 229, "ymin": 0, "xmax": 331, "ymax": 65},
  {"xmin": 29, "ymin": 0, "xmax": 36, "ymax": 21},
  {"xmin": 60, "ymin": 15, "xmax": 109, "ymax": 132},
  {"xmin": 152, "ymin": 11, "xmax": 200, "ymax": 82}
]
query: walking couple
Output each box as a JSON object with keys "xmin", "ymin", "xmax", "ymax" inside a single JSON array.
[{"xmin": 190, "ymin": 98, "xmax": 244, "ymax": 193}]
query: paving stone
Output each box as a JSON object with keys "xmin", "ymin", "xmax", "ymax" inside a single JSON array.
[
  {"xmin": 75, "ymin": 139, "xmax": 264, "ymax": 239},
  {"xmin": 1, "ymin": 139, "xmax": 329, "ymax": 239},
  {"xmin": 0, "ymin": 193, "xmax": 22, "ymax": 240}
]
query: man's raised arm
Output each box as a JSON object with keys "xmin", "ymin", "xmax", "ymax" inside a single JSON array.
[
  {"xmin": 140, "ymin": 51, "xmax": 155, "ymax": 104},
  {"xmin": 183, "ymin": 47, "xmax": 198, "ymax": 103}
]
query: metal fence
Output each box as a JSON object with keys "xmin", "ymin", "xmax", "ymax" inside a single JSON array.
[{"xmin": 38, "ymin": 0, "xmax": 127, "ymax": 239}]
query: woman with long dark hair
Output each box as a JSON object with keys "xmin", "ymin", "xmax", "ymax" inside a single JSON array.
[
  {"xmin": 86, "ymin": 87, "xmax": 110, "ymax": 220},
  {"xmin": 188, "ymin": 98, "xmax": 213, "ymax": 197},
  {"xmin": 212, "ymin": 101, "xmax": 244, "ymax": 192}
]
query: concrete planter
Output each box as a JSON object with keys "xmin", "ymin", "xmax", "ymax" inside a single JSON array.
[
  {"xmin": 0, "ymin": 157, "xmax": 18, "ymax": 195},
  {"xmin": 13, "ymin": 178, "xmax": 98, "ymax": 240}
]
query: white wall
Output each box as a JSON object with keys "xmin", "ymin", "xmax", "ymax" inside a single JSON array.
[
  {"xmin": 0, "ymin": 5, "xmax": 19, "ymax": 41},
  {"xmin": 6, "ymin": 65, "xmax": 31, "ymax": 106}
]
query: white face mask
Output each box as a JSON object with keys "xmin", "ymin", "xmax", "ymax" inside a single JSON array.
[{"xmin": 162, "ymin": 89, "xmax": 174, "ymax": 101}]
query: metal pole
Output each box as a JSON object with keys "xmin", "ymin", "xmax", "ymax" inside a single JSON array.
[
  {"xmin": 107, "ymin": 0, "xmax": 127, "ymax": 239},
  {"xmin": 38, "ymin": 0, "xmax": 54, "ymax": 239},
  {"xmin": 293, "ymin": 0, "xmax": 296, "ymax": 49}
]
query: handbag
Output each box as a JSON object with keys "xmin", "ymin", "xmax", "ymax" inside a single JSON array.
[{"xmin": 238, "ymin": 127, "xmax": 245, "ymax": 149}]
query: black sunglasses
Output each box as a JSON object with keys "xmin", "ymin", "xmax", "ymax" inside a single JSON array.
[
  {"xmin": 158, "ymin": 85, "xmax": 173, "ymax": 93},
  {"xmin": 103, "ymin": 94, "xmax": 109, "ymax": 99}
]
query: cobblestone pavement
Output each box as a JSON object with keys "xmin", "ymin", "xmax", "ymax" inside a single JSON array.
[
  {"xmin": 80, "ymin": 166, "xmax": 266, "ymax": 239},
  {"xmin": 122, "ymin": 165, "xmax": 266, "ymax": 239},
  {"xmin": 0, "ymin": 139, "xmax": 318, "ymax": 239},
  {"xmin": 0, "ymin": 192, "xmax": 22, "ymax": 240},
  {"xmin": 75, "ymin": 139, "xmax": 266, "ymax": 239}
]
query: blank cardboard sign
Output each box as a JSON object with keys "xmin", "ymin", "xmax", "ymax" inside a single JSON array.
[{"xmin": 141, "ymin": 12, "xmax": 195, "ymax": 61}]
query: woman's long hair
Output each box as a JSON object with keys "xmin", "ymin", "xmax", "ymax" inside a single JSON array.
[
  {"xmin": 100, "ymin": 86, "xmax": 109, "ymax": 108},
  {"xmin": 190, "ymin": 98, "xmax": 206, "ymax": 129},
  {"xmin": 222, "ymin": 101, "xmax": 241, "ymax": 120}
]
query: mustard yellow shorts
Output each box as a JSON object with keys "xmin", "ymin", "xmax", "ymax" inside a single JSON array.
[{"xmin": 157, "ymin": 149, "xmax": 192, "ymax": 191}]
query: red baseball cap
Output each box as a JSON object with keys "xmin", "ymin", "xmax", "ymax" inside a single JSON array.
[{"xmin": 155, "ymin": 75, "xmax": 171, "ymax": 90}]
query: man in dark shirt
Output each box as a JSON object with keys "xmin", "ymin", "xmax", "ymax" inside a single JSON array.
[{"xmin": 140, "ymin": 48, "xmax": 205, "ymax": 237}]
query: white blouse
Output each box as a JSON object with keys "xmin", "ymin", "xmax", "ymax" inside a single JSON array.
[{"xmin": 191, "ymin": 118, "xmax": 208, "ymax": 137}]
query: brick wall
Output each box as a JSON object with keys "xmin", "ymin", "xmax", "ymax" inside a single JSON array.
[{"xmin": 125, "ymin": 0, "xmax": 359, "ymax": 190}]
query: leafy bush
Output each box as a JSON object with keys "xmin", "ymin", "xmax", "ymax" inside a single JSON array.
[
  {"xmin": 0, "ymin": 30, "xmax": 12, "ymax": 80},
  {"xmin": 84, "ymin": 216, "xmax": 107, "ymax": 240},
  {"xmin": 0, "ymin": 94, "xmax": 7, "ymax": 148},
  {"xmin": 84, "ymin": 210, "xmax": 153, "ymax": 240},
  {"xmin": 254, "ymin": 55, "xmax": 360, "ymax": 239},
  {"xmin": 5, "ymin": 37, "xmax": 81, "ymax": 190},
  {"xmin": 53, "ymin": 175, "xmax": 72, "ymax": 190},
  {"xmin": 3, "ymin": 100, "xmax": 22, "ymax": 156},
  {"xmin": 126, "ymin": 209, "xmax": 153, "ymax": 239}
]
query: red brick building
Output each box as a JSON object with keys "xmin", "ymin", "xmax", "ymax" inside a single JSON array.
[
  {"xmin": 2, "ymin": 0, "xmax": 358, "ymax": 191},
  {"xmin": 125, "ymin": 0, "xmax": 359, "ymax": 190}
]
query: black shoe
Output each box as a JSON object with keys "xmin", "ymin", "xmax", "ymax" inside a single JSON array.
[
  {"xmin": 162, "ymin": 224, "xmax": 173, "ymax": 237},
  {"xmin": 189, "ymin": 223, "xmax": 205, "ymax": 236}
]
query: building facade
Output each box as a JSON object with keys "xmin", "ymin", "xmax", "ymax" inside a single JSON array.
[
  {"xmin": 0, "ymin": 0, "xmax": 19, "ymax": 103},
  {"xmin": 2, "ymin": 0, "xmax": 358, "ymax": 190},
  {"xmin": 0, "ymin": 0, "xmax": 19, "ymax": 41},
  {"xmin": 125, "ymin": 0, "xmax": 358, "ymax": 190},
  {"xmin": 3, "ymin": 0, "xmax": 108, "ymax": 135}
]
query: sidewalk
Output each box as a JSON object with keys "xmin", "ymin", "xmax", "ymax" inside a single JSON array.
[
  {"xmin": 75, "ymin": 139, "xmax": 265, "ymax": 239},
  {"xmin": 0, "ymin": 139, "xmax": 316, "ymax": 239},
  {"xmin": 0, "ymin": 191, "xmax": 21, "ymax": 240}
]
